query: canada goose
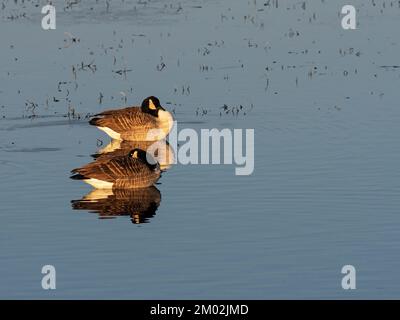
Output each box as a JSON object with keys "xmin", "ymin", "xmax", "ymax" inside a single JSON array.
[
  {"xmin": 71, "ymin": 186, "xmax": 161, "ymax": 224},
  {"xmin": 89, "ymin": 96, "xmax": 174, "ymax": 141},
  {"xmin": 93, "ymin": 139, "xmax": 175, "ymax": 170},
  {"xmin": 70, "ymin": 148, "xmax": 161, "ymax": 189}
]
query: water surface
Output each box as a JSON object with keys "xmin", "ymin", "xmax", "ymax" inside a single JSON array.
[{"xmin": 1, "ymin": 0, "xmax": 400, "ymax": 299}]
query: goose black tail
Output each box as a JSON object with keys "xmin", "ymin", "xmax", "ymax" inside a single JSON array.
[
  {"xmin": 89, "ymin": 117, "xmax": 101, "ymax": 126},
  {"xmin": 70, "ymin": 174, "xmax": 86, "ymax": 180}
]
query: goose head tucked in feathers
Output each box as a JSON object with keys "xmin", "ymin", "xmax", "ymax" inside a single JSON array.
[{"xmin": 129, "ymin": 148, "xmax": 159, "ymax": 171}]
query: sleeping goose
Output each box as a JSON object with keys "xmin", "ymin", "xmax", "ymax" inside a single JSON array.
[
  {"xmin": 89, "ymin": 96, "xmax": 174, "ymax": 141},
  {"xmin": 70, "ymin": 148, "xmax": 161, "ymax": 189}
]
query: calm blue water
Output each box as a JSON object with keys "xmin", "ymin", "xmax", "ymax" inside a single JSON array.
[{"xmin": 1, "ymin": 0, "xmax": 400, "ymax": 299}]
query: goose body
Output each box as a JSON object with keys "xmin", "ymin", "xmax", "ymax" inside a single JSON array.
[
  {"xmin": 89, "ymin": 96, "xmax": 174, "ymax": 141},
  {"xmin": 71, "ymin": 149, "xmax": 161, "ymax": 189}
]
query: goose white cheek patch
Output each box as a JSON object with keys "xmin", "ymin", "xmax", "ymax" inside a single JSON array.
[{"xmin": 149, "ymin": 100, "xmax": 157, "ymax": 110}]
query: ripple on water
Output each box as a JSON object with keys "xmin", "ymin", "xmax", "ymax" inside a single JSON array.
[
  {"xmin": 2, "ymin": 119, "xmax": 88, "ymax": 131},
  {"xmin": 3, "ymin": 147, "xmax": 61, "ymax": 153},
  {"xmin": 0, "ymin": 159, "xmax": 27, "ymax": 183}
]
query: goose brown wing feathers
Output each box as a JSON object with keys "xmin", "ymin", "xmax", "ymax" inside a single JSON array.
[
  {"xmin": 90, "ymin": 107, "xmax": 157, "ymax": 132},
  {"xmin": 72, "ymin": 156, "xmax": 156, "ymax": 182}
]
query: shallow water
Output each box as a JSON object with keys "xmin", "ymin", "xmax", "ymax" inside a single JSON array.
[{"xmin": 1, "ymin": 0, "xmax": 400, "ymax": 299}]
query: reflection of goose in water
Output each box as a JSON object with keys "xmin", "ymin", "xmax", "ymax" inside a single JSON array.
[
  {"xmin": 89, "ymin": 96, "xmax": 174, "ymax": 141},
  {"xmin": 94, "ymin": 139, "xmax": 175, "ymax": 170},
  {"xmin": 70, "ymin": 149, "xmax": 161, "ymax": 189},
  {"xmin": 71, "ymin": 186, "xmax": 161, "ymax": 224}
]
